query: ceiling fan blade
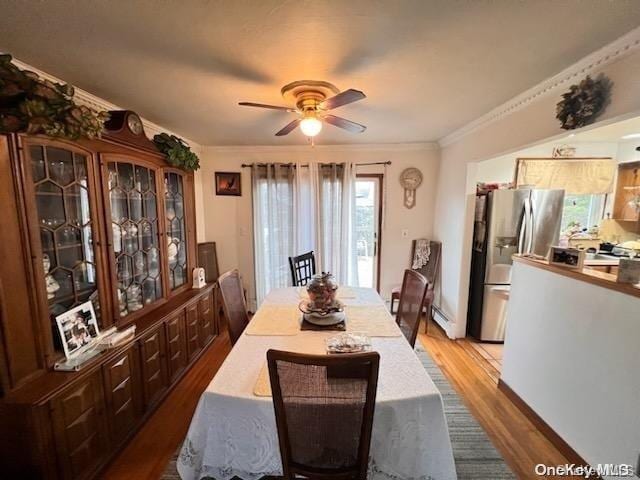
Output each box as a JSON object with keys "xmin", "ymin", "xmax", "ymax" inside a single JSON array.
[
  {"xmin": 323, "ymin": 114, "xmax": 366, "ymax": 133},
  {"xmin": 239, "ymin": 102, "xmax": 297, "ymax": 113},
  {"xmin": 319, "ymin": 89, "xmax": 366, "ymax": 110},
  {"xmin": 275, "ymin": 119, "xmax": 301, "ymax": 136}
]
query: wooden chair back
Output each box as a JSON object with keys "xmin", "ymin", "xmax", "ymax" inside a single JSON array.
[
  {"xmin": 396, "ymin": 269, "xmax": 429, "ymax": 348},
  {"xmin": 218, "ymin": 269, "xmax": 250, "ymax": 346},
  {"xmin": 267, "ymin": 349, "xmax": 380, "ymax": 480},
  {"xmin": 412, "ymin": 240, "xmax": 441, "ymax": 288},
  {"xmin": 288, "ymin": 251, "xmax": 316, "ymax": 286}
]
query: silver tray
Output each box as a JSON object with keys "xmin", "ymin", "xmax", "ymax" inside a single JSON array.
[{"xmin": 302, "ymin": 310, "xmax": 346, "ymax": 326}]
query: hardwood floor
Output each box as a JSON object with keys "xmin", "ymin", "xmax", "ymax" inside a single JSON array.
[
  {"xmin": 101, "ymin": 318, "xmax": 568, "ymax": 480},
  {"xmin": 418, "ymin": 318, "xmax": 570, "ymax": 479},
  {"xmin": 100, "ymin": 332, "xmax": 232, "ymax": 480}
]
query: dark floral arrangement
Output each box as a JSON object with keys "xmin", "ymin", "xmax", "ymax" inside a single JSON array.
[
  {"xmin": 556, "ymin": 74, "xmax": 611, "ymax": 130},
  {"xmin": 0, "ymin": 54, "xmax": 108, "ymax": 139},
  {"xmin": 153, "ymin": 133, "xmax": 200, "ymax": 171}
]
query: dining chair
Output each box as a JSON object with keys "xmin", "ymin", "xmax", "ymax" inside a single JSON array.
[
  {"xmin": 267, "ymin": 350, "xmax": 380, "ymax": 480},
  {"xmin": 218, "ymin": 269, "xmax": 250, "ymax": 346},
  {"xmin": 288, "ymin": 251, "xmax": 316, "ymax": 286},
  {"xmin": 395, "ymin": 269, "xmax": 429, "ymax": 348},
  {"xmin": 390, "ymin": 241, "xmax": 441, "ymax": 333}
]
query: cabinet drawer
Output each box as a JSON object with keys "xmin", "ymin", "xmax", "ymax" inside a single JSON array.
[
  {"xmin": 50, "ymin": 372, "xmax": 108, "ymax": 480},
  {"xmin": 103, "ymin": 347, "xmax": 141, "ymax": 445},
  {"xmin": 139, "ymin": 327, "xmax": 168, "ymax": 409},
  {"xmin": 185, "ymin": 302, "xmax": 201, "ymax": 361},
  {"xmin": 165, "ymin": 311, "xmax": 187, "ymax": 383},
  {"xmin": 198, "ymin": 291, "xmax": 216, "ymax": 346}
]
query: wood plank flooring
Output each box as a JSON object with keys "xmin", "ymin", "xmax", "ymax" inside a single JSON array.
[
  {"xmin": 419, "ymin": 319, "xmax": 569, "ymax": 479},
  {"xmin": 101, "ymin": 319, "xmax": 568, "ymax": 480}
]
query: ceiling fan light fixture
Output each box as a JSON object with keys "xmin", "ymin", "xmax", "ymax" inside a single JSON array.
[{"xmin": 300, "ymin": 116, "xmax": 322, "ymax": 137}]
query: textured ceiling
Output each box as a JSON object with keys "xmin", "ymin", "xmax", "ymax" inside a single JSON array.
[{"xmin": 1, "ymin": 1, "xmax": 640, "ymax": 145}]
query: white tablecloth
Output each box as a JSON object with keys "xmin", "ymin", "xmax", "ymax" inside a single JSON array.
[{"xmin": 177, "ymin": 288, "xmax": 457, "ymax": 480}]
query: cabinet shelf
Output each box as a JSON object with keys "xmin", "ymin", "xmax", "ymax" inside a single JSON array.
[{"xmin": 48, "ymin": 286, "xmax": 96, "ymax": 305}]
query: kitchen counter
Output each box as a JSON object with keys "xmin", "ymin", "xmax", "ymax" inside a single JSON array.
[
  {"xmin": 501, "ymin": 256, "xmax": 640, "ymax": 477},
  {"xmin": 513, "ymin": 254, "xmax": 639, "ymax": 298}
]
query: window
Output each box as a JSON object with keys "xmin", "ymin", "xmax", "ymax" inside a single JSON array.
[{"xmin": 561, "ymin": 193, "xmax": 606, "ymax": 232}]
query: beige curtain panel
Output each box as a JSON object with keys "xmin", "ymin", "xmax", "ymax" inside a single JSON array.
[{"xmin": 515, "ymin": 158, "xmax": 616, "ymax": 194}]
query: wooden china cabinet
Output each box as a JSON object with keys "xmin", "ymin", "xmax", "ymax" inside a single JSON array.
[{"xmin": 0, "ymin": 111, "xmax": 218, "ymax": 479}]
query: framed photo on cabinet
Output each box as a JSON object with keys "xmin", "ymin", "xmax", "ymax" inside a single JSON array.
[
  {"xmin": 55, "ymin": 301, "xmax": 100, "ymax": 359},
  {"xmin": 215, "ymin": 171, "xmax": 241, "ymax": 196}
]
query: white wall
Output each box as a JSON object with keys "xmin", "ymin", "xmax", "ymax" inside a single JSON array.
[
  {"xmin": 194, "ymin": 144, "xmax": 440, "ymax": 310},
  {"xmin": 503, "ymin": 261, "xmax": 640, "ymax": 476},
  {"xmin": 433, "ymin": 38, "xmax": 640, "ymax": 338}
]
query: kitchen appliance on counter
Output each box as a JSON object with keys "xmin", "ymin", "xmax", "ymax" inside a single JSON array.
[{"xmin": 467, "ymin": 188, "xmax": 565, "ymax": 341}]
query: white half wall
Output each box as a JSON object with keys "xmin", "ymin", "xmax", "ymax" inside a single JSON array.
[
  {"xmin": 503, "ymin": 260, "xmax": 640, "ymax": 476},
  {"xmin": 433, "ymin": 31, "xmax": 640, "ymax": 338},
  {"xmin": 194, "ymin": 144, "xmax": 440, "ymax": 310}
]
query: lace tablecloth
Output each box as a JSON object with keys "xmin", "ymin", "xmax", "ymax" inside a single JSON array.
[{"xmin": 177, "ymin": 287, "xmax": 457, "ymax": 480}]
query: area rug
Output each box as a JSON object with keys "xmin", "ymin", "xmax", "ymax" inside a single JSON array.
[{"xmin": 161, "ymin": 347, "xmax": 514, "ymax": 480}]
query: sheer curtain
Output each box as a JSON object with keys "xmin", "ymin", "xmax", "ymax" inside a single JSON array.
[
  {"xmin": 252, "ymin": 162, "xmax": 358, "ymax": 306},
  {"xmin": 252, "ymin": 164, "xmax": 296, "ymax": 305},
  {"xmin": 313, "ymin": 162, "xmax": 359, "ymax": 286}
]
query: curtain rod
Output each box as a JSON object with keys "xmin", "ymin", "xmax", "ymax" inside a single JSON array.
[{"xmin": 241, "ymin": 161, "xmax": 392, "ymax": 168}]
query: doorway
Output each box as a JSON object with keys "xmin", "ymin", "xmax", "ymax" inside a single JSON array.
[{"xmin": 355, "ymin": 175, "xmax": 383, "ymax": 290}]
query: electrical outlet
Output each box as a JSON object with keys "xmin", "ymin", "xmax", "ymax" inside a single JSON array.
[{"xmin": 401, "ymin": 229, "xmax": 409, "ymax": 238}]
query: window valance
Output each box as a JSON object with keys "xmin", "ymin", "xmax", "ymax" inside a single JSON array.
[{"xmin": 515, "ymin": 157, "xmax": 616, "ymax": 195}]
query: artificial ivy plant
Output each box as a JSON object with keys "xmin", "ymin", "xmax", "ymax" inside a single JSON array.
[
  {"xmin": 0, "ymin": 54, "xmax": 108, "ymax": 139},
  {"xmin": 153, "ymin": 133, "xmax": 200, "ymax": 172}
]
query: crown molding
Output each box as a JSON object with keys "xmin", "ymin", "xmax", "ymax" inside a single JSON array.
[
  {"xmin": 9, "ymin": 57, "xmax": 202, "ymax": 151},
  {"xmin": 204, "ymin": 142, "xmax": 439, "ymax": 154},
  {"xmin": 438, "ymin": 26, "xmax": 640, "ymax": 148}
]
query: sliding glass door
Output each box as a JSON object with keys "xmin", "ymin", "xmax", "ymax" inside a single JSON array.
[{"xmin": 355, "ymin": 175, "xmax": 382, "ymax": 290}]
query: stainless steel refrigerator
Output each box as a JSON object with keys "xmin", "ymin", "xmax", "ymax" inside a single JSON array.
[{"xmin": 467, "ymin": 188, "xmax": 565, "ymax": 342}]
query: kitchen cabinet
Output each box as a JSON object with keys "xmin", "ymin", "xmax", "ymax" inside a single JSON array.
[{"xmin": 613, "ymin": 161, "xmax": 640, "ymax": 224}]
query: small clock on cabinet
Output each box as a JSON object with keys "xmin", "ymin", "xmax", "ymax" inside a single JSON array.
[
  {"xmin": 103, "ymin": 110, "xmax": 158, "ymax": 153},
  {"xmin": 127, "ymin": 112, "xmax": 143, "ymax": 135}
]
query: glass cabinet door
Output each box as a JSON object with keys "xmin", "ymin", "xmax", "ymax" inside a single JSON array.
[
  {"xmin": 164, "ymin": 172, "xmax": 188, "ymax": 290},
  {"xmin": 29, "ymin": 144, "xmax": 101, "ymax": 327},
  {"xmin": 107, "ymin": 160, "xmax": 163, "ymax": 318}
]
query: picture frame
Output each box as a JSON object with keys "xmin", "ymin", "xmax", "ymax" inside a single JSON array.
[
  {"xmin": 55, "ymin": 301, "xmax": 100, "ymax": 359},
  {"xmin": 215, "ymin": 171, "xmax": 241, "ymax": 196},
  {"xmin": 548, "ymin": 246, "xmax": 585, "ymax": 270}
]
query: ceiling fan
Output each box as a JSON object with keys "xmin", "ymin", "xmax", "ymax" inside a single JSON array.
[{"xmin": 239, "ymin": 80, "xmax": 366, "ymax": 138}]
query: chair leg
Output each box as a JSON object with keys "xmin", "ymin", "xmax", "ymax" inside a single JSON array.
[{"xmin": 424, "ymin": 298, "xmax": 433, "ymax": 333}]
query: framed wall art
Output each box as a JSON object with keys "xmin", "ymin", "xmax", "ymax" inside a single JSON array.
[{"xmin": 215, "ymin": 171, "xmax": 241, "ymax": 196}]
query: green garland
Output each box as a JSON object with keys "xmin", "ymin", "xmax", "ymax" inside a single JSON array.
[
  {"xmin": 0, "ymin": 53, "xmax": 108, "ymax": 139},
  {"xmin": 153, "ymin": 133, "xmax": 200, "ymax": 171},
  {"xmin": 556, "ymin": 74, "xmax": 611, "ymax": 130}
]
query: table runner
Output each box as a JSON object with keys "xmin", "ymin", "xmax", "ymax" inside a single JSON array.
[{"xmin": 177, "ymin": 287, "xmax": 457, "ymax": 480}]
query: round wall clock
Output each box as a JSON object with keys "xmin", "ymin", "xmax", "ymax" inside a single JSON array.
[
  {"xmin": 127, "ymin": 112, "xmax": 144, "ymax": 136},
  {"xmin": 399, "ymin": 167, "xmax": 423, "ymax": 209}
]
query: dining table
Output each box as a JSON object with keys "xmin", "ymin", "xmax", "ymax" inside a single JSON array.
[{"xmin": 177, "ymin": 287, "xmax": 457, "ymax": 480}]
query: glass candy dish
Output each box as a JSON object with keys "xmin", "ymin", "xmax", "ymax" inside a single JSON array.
[{"xmin": 325, "ymin": 332, "xmax": 371, "ymax": 354}]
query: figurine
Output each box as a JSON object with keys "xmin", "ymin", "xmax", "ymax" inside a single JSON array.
[{"xmin": 43, "ymin": 254, "xmax": 60, "ymax": 299}]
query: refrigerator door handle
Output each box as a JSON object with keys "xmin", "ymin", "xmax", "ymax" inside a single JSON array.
[
  {"xmin": 517, "ymin": 204, "xmax": 527, "ymax": 254},
  {"xmin": 527, "ymin": 199, "xmax": 535, "ymax": 254}
]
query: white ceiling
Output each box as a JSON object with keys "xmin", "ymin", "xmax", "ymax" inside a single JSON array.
[{"xmin": 1, "ymin": 1, "xmax": 640, "ymax": 146}]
